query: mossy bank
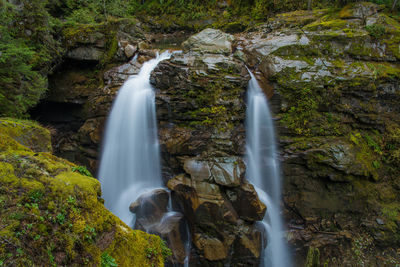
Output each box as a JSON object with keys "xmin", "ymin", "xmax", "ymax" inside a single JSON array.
[{"xmin": 0, "ymin": 118, "xmax": 169, "ymax": 266}]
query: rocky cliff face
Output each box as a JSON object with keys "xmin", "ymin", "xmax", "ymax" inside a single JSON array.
[
  {"xmin": 151, "ymin": 29, "xmax": 267, "ymax": 266},
  {"xmin": 31, "ymin": 18, "xmax": 149, "ymax": 172},
  {"xmin": 237, "ymin": 3, "xmax": 400, "ymax": 266},
  {"xmin": 32, "ymin": 2, "xmax": 400, "ymax": 266}
]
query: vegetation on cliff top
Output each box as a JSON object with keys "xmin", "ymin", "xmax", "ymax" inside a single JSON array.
[
  {"xmin": 1, "ymin": 0, "xmax": 399, "ymax": 117},
  {"xmin": 0, "ymin": 118, "xmax": 169, "ymax": 266}
]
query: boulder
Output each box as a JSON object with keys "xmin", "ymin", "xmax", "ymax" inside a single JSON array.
[
  {"xmin": 103, "ymin": 58, "xmax": 142, "ymax": 87},
  {"xmin": 167, "ymin": 174, "xmax": 239, "ymax": 225},
  {"xmin": 232, "ymin": 222, "xmax": 266, "ymax": 263},
  {"xmin": 129, "ymin": 188, "xmax": 170, "ymax": 230},
  {"xmin": 124, "ymin": 44, "xmax": 137, "ymax": 58},
  {"xmin": 210, "ymin": 157, "xmax": 245, "ymax": 187},
  {"xmin": 194, "ymin": 234, "xmax": 227, "ymax": 261},
  {"xmin": 183, "ymin": 157, "xmax": 245, "ymax": 187},
  {"xmin": 182, "ymin": 28, "xmax": 234, "ymax": 55},
  {"xmin": 227, "ymin": 182, "xmax": 266, "ymax": 221}
]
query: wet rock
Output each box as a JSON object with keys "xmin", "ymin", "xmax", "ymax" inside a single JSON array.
[
  {"xmin": 167, "ymin": 174, "xmax": 239, "ymax": 224},
  {"xmin": 210, "ymin": 157, "xmax": 245, "ymax": 187},
  {"xmin": 78, "ymin": 118, "xmax": 106, "ymax": 146},
  {"xmin": 151, "ymin": 212, "xmax": 188, "ymax": 265},
  {"xmin": 130, "ymin": 189, "xmax": 189, "ymax": 265},
  {"xmin": 183, "ymin": 157, "xmax": 245, "ymax": 187},
  {"xmin": 182, "ymin": 28, "xmax": 234, "ymax": 55},
  {"xmin": 232, "ymin": 222, "xmax": 266, "ymax": 262},
  {"xmin": 183, "ymin": 158, "xmax": 211, "ymax": 182},
  {"xmin": 152, "ymin": 50, "xmax": 249, "ymax": 160},
  {"xmin": 194, "ymin": 234, "xmax": 227, "ymax": 261},
  {"xmin": 227, "ymin": 182, "xmax": 266, "ymax": 221},
  {"xmin": 103, "ymin": 58, "xmax": 142, "ymax": 86},
  {"xmin": 129, "ymin": 188, "xmax": 169, "ymax": 229},
  {"xmin": 151, "ymin": 30, "xmax": 262, "ymax": 265}
]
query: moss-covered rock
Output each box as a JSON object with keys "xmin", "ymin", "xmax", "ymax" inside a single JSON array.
[
  {"xmin": 62, "ymin": 18, "xmax": 145, "ymax": 64},
  {"xmin": 238, "ymin": 3, "xmax": 400, "ymax": 266},
  {"xmin": 0, "ymin": 118, "xmax": 168, "ymax": 266}
]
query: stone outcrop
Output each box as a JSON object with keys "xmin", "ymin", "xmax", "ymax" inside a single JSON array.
[
  {"xmin": 62, "ymin": 19, "xmax": 145, "ymax": 63},
  {"xmin": 237, "ymin": 3, "xmax": 400, "ymax": 266},
  {"xmin": 182, "ymin": 28, "xmax": 234, "ymax": 55},
  {"xmin": 32, "ymin": 19, "xmax": 148, "ymax": 172},
  {"xmin": 150, "ymin": 28, "xmax": 267, "ymax": 266}
]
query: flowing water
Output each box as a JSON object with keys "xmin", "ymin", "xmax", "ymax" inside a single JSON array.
[
  {"xmin": 98, "ymin": 50, "xmax": 288, "ymax": 266},
  {"xmin": 245, "ymin": 71, "xmax": 292, "ymax": 267},
  {"xmin": 98, "ymin": 51, "xmax": 171, "ymax": 226}
]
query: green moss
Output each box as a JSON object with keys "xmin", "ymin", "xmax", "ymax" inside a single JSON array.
[
  {"xmin": 304, "ymin": 17, "xmax": 351, "ymax": 31},
  {"xmin": 274, "ymin": 67, "xmax": 345, "ymax": 136},
  {"xmin": 0, "ymin": 119, "xmax": 167, "ymax": 266},
  {"xmin": 0, "ymin": 118, "xmax": 51, "ymax": 153},
  {"xmin": 305, "ymin": 246, "xmax": 320, "ymax": 267},
  {"xmin": 349, "ymin": 131, "xmax": 382, "ymax": 180},
  {"xmin": 62, "ymin": 23, "xmax": 106, "ymax": 48},
  {"xmin": 100, "ymin": 33, "xmax": 118, "ymax": 66},
  {"xmin": 175, "ymin": 66, "xmax": 244, "ymax": 132}
]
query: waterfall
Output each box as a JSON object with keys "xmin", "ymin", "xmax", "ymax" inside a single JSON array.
[
  {"xmin": 245, "ymin": 71, "xmax": 292, "ymax": 267},
  {"xmin": 98, "ymin": 51, "xmax": 171, "ymax": 226}
]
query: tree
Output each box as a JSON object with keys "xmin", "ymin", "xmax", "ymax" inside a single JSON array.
[{"xmin": 392, "ymin": 0, "xmax": 398, "ymax": 11}]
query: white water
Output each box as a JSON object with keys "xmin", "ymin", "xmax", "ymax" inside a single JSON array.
[
  {"xmin": 98, "ymin": 51, "xmax": 171, "ymax": 226},
  {"xmin": 245, "ymin": 71, "xmax": 292, "ymax": 267}
]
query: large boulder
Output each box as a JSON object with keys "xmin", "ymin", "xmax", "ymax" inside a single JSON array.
[
  {"xmin": 183, "ymin": 157, "xmax": 245, "ymax": 187},
  {"xmin": 182, "ymin": 28, "xmax": 234, "ymax": 55},
  {"xmin": 129, "ymin": 188, "xmax": 170, "ymax": 230}
]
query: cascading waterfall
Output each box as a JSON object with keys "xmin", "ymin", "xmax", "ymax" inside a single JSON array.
[
  {"xmin": 98, "ymin": 51, "xmax": 171, "ymax": 226},
  {"xmin": 245, "ymin": 71, "xmax": 292, "ymax": 267}
]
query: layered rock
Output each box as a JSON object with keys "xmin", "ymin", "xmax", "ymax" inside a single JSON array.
[
  {"xmin": 31, "ymin": 19, "xmax": 148, "ymax": 172},
  {"xmin": 150, "ymin": 29, "xmax": 267, "ymax": 266},
  {"xmin": 237, "ymin": 3, "xmax": 400, "ymax": 266}
]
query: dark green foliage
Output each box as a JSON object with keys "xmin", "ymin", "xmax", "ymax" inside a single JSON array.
[
  {"xmin": 0, "ymin": 2, "xmax": 46, "ymax": 117},
  {"xmin": 0, "ymin": 0, "xmax": 60, "ymax": 118}
]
